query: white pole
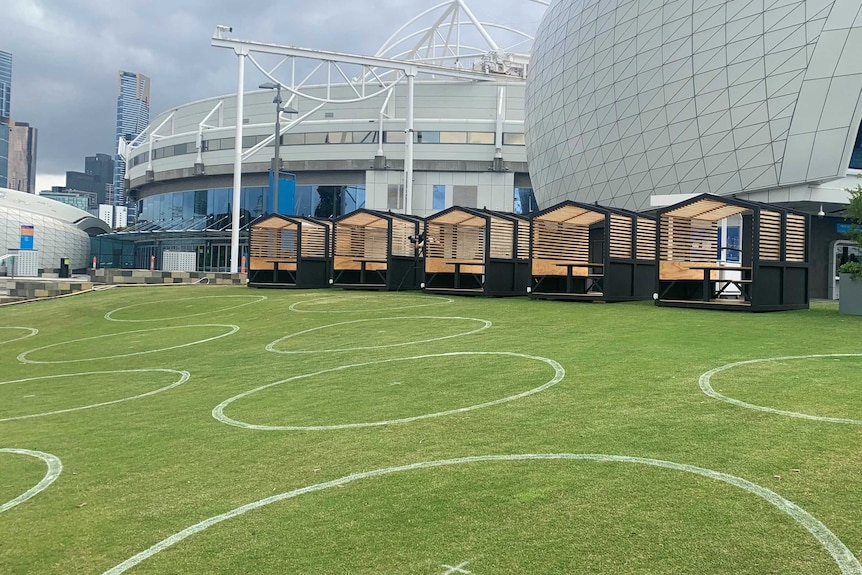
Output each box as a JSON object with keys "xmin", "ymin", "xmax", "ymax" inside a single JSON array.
[
  {"xmin": 230, "ymin": 49, "xmax": 247, "ymax": 273},
  {"xmin": 405, "ymin": 73, "xmax": 415, "ymax": 214}
]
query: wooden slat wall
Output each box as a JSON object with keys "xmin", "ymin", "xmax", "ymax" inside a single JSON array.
[
  {"xmin": 335, "ymin": 223, "xmax": 388, "ymax": 260},
  {"xmin": 300, "ymin": 223, "xmax": 328, "ymax": 258},
  {"xmin": 532, "ymin": 220, "xmax": 590, "ymax": 261},
  {"xmin": 426, "ymin": 221, "xmax": 485, "ymax": 261},
  {"xmin": 660, "ymin": 216, "xmax": 717, "ymax": 262},
  {"xmin": 517, "ymin": 220, "xmax": 530, "ymax": 260},
  {"xmin": 609, "ymin": 214, "xmax": 632, "ymax": 259},
  {"xmin": 249, "ymin": 223, "xmax": 298, "ymax": 262},
  {"xmin": 759, "ymin": 210, "xmax": 781, "ymax": 261},
  {"xmin": 637, "ymin": 218, "xmax": 656, "ymax": 260},
  {"xmin": 489, "ymin": 218, "xmax": 514, "ymax": 259},
  {"xmin": 390, "ymin": 220, "xmax": 415, "ymax": 257},
  {"xmin": 785, "ymin": 213, "xmax": 807, "ymax": 262}
]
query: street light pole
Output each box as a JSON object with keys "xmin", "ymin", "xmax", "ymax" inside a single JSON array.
[{"xmin": 260, "ymin": 82, "xmax": 298, "ymax": 215}]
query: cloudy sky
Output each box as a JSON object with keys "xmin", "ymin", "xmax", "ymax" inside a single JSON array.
[{"xmin": 3, "ymin": 0, "xmax": 548, "ymax": 192}]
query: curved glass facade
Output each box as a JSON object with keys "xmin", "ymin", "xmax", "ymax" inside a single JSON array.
[{"xmin": 136, "ymin": 185, "xmax": 366, "ymax": 230}]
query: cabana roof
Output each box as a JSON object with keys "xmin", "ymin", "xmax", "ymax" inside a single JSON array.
[
  {"xmin": 250, "ymin": 214, "xmax": 330, "ymax": 229},
  {"xmin": 335, "ymin": 209, "xmax": 422, "ymax": 228},
  {"xmin": 533, "ymin": 200, "xmax": 644, "ymax": 225},
  {"xmin": 428, "ymin": 206, "xmax": 521, "ymax": 227},
  {"xmin": 658, "ymin": 194, "xmax": 762, "ymax": 221}
]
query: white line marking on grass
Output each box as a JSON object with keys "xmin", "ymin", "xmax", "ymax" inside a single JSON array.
[
  {"xmin": 441, "ymin": 561, "xmax": 472, "ymax": 574},
  {"xmin": 0, "ymin": 449, "xmax": 62, "ymax": 513},
  {"xmin": 0, "ymin": 327, "xmax": 39, "ymax": 345},
  {"xmin": 699, "ymin": 354, "xmax": 862, "ymax": 424},
  {"xmin": 100, "ymin": 453, "xmax": 862, "ymax": 575},
  {"xmin": 104, "ymin": 295, "xmax": 267, "ymax": 322},
  {"xmin": 289, "ymin": 295, "xmax": 454, "ymax": 313},
  {"xmin": 213, "ymin": 352, "xmax": 565, "ymax": 430},
  {"xmin": 17, "ymin": 325, "xmax": 240, "ymax": 364},
  {"xmin": 266, "ymin": 317, "xmax": 492, "ymax": 354},
  {"xmin": 0, "ymin": 369, "xmax": 190, "ymax": 422}
]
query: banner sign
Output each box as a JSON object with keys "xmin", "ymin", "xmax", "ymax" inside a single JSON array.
[{"xmin": 19, "ymin": 225, "xmax": 34, "ymax": 250}]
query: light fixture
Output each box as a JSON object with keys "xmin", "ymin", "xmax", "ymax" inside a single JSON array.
[{"xmin": 818, "ymin": 204, "xmax": 825, "ymax": 218}]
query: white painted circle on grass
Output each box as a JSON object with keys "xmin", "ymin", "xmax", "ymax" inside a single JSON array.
[
  {"xmin": 100, "ymin": 453, "xmax": 862, "ymax": 575},
  {"xmin": 266, "ymin": 316, "xmax": 492, "ymax": 354},
  {"xmin": 0, "ymin": 327, "xmax": 39, "ymax": 345},
  {"xmin": 214, "ymin": 351, "xmax": 564, "ymax": 430},
  {"xmin": 104, "ymin": 295, "xmax": 267, "ymax": 322},
  {"xmin": 289, "ymin": 294, "xmax": 453, "ymax": 313},
  {"xmin": 17, "ymin": 325, "xmax": 240, "ymax": 364},
  {"xmin": 699, "ymin": 354, "xmax": 862, "ymax": 424},
  {"xmin": 0, "ymin": 449, "xmax": 63, "ymax": 514},
  {"xmin": 0, "ymin": 369, "xmax": 190, "ymax": 422}
]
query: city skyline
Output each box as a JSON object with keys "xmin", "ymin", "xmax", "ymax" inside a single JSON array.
[{"xmin": 3, "ymin": 0, "xmax": 545, "ymax": 193}]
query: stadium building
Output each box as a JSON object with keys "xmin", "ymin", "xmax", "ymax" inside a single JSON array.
[
  {"xmin": 525, "ymin": 0, "xmax": 862, "ymax": 299},
  {"xmin": 119, "ymin": 1, "xmax": 541, "ymax": 272}
]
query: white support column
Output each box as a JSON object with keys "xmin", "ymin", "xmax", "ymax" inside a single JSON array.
[
  {"xmin": 404, "ymin": 72, "xmax": 415, "ymax": 214},
  {"xmin": 230, "ymin": 48, "xmax": 247, "ymax": 274},
  {"xmin": 495, "ymin": 86, "xmax": 505, "ymax": 159}
]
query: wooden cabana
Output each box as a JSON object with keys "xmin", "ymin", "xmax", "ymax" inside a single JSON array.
[
  {"xmin": 332, "ymin": 209, "xmax": 423, "ymax": 290},
  {"xmin": 247, "ymin": 214, "xmax": 331, "ymax": 288},
  {"xmin": 656, "ymin": 194, "xmax": 809, "ymax": 311},
  {"xmin": 423, "ymin": 206, "xmax": 530, "ymax": 296},
  {"xmin": 529, "ymin": 201, "xmax": 657, "ymax": 302}
]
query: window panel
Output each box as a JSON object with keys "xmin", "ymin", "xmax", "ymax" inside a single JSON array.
[
  {"xmin": 384, "ymin": 131, "xmax": 405, "ymax": 143},
  {"xmin": 305, "ymin": 132, "xmax": 326, "ymax": 144},
  {"xmin": 467, "ymin": 132, "xmax": 494, "ymax": 144},
  {"xmin": 440, "ymin": 131, "xmax": 467, "ymax": 144},
  {"xmin": 502, "ymin": 132, "xmax": 526, "ymax": 145},
  {"xmin": 387, "ymin": 184, "xmax": 404, "ymax": 210},
  {"xmin": 453, "ymin": 185, "xmax": 477, "ymax": 207},
  {"xmin": 433, "ymin": 185, "xmax": 446, "ymax": 210}
]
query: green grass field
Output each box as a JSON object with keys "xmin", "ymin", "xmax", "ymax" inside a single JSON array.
[{"xmin": 1, "ymin": 285, "xmax": 861, "ymax": 574}]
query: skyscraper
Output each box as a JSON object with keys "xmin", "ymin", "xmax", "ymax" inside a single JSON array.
[
  {"xmin": 0, "ymin": 50, "xmax": 11, "ymax": 120},
  {"xmin": 0, "ymin": 50, "xmax": 11, "ymax": 188},
  {"xmin": 114, "ymin": 71, "xmax": 150, "ymax": 207},
  {"xmin": 6, "ymin": 120, "xmax": 37, "ymax": 193}
]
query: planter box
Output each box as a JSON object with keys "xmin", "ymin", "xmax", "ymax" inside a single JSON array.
[{"xmin": 839, "ymin": 273, "xmax": 862, "ymax": 315}]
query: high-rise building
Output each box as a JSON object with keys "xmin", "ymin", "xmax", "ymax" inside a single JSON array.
[
  {"xmin": 0, "ymin": 121, "xmax": 8, "ymax": 188},
  {"xmin": 114, "ymin": 71, "xmax": 150, "ymax": 207},
  {"xmin": 0, "ymin": 50, "xmax": 11, "ymax": 120},
  {"xmin": 0, "ymin": 50, "xmax": 11, "ymax": 188},
  {"xmin": 66, "ymin": 152, "xmax": 114, "ymax": 206},
  {"xmin": 6, "ymin": 120, "xmax": 37, "ymax": 193}
]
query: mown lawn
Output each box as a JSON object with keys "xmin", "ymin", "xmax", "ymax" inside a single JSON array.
[{"xmin": 1, "ymin": 286, "xmax": 861, "ymax": 574}]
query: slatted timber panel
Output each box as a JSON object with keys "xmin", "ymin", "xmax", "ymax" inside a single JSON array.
[
  {"xmin": 517, "ymin": 220, "xmax": 530, "ymax": 260},
  {"xmin": 532, "ymin": 219, "xmax": 590, "ymax": 261},
  {"xmin": 249, "ymin": 220, "xmax": 298, "ymax": 267},
  {"xmin": 660, "ymin": 216, "xmax": 717, "ymax": 262},
  {"xmin": 298, "ymin": 220, "xmax": 328, "ymax": 258},
  {"xmin": 334, "ymin": 223, "xmax": 388, "ymax": 260},
  {"xmin": 489, "ymin": 218, "xmax": 514, "ymax": 259},
  {"xmin": 426, "ymin": 221, "xmax": 485, "ymax": 261},
  {"xmin": 390, "ymin": 219, "xmax": 415, "ymax": 257},
  {"xmin": 785, "ymin": 213, "xmax": 807, "ymax": 262},
  {"xmin": 759, "ymin": 210, "xmax": 781, "ymax": 261},
  {"xmin": 636, "ymin": 218, "xmax": 656, "ymax": 260},
  {"xmin": 665, "ymin": 199, "xmax": 748, "ymax": 221},
  {"xmin": 609, "ymin": 214, "xmax": 632, "ymax": 259}
]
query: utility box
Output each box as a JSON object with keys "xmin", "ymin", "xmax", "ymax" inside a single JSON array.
[{"xmin": 60, "ymin": 258, "xmax": 71, "ymax": 278}]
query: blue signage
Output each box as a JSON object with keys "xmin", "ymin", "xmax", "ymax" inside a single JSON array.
[
  {"xmin": 837, "ymin": 223, "xmax": 851, "ymax": 233},
  {"xmin": 19, "ymin": 225, "xmax": 34, "ymax": 250}
]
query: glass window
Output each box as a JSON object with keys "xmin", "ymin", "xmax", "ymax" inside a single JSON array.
[
  {"xmin": 384, "ymin": 131, "xmax": 405, "ymax": 143},
  {"xmin": 353, "ymin": 131, "xmax": 378, "ymax": 144},
  {"xmin": 453, "ymin": 185, "xmax": 477, "ymax": 208},
  {"xmin": 433, "ymin": 185, "xmax": 446, "ymax": 210},
  {"xmin": 327, "ymin": 131, "xmax": 352, "ymax": 144},
  {"xmin": 440, "ymin": 131, "xmax": 467, "ymax": 144},
  {"xmin": 388, "ymin": 184, "xmax": 404, "ymax": 210},
  {"xmin": 341, "ymin": 185, "xmax": 366, "ymax": 214},
  {"xmin": 219, "ymin": 137, "xmax": 235, "ymax": 150},
  {"xmin": 467, "ymin": 132, "xmax": 495, "ymax": 144},
  {"xmin": 850, "ymin": 121, "xmax": 862, "ymax": 170},
  {"xmin": 305, "ymin": 132, "xmax": 327, "ymax": 144},
  {"xmin": 193, "ymin": 190, "xmax": 208, "ymax": 216},
  {"xmin": 282, "ymin": 133, "xmax": 304, "ymax": 145},
  {"xmin": 514, "ymin": 187, "xmax": 538, "ymax": 215},
  {"xmin": 503, "ymin": 132, "xmax": 526, "ymax": 146},
  {"xmin": 416, "ymin": 131, "xmax": 440, "ymax": 143}
]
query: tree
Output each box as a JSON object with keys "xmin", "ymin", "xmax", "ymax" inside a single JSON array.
[{"xmin": 840, "ymin": 184, "xmax": 862, "ymax": 280}]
